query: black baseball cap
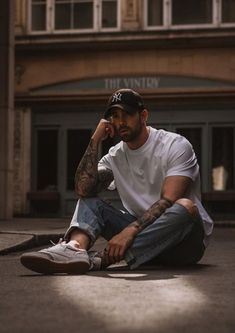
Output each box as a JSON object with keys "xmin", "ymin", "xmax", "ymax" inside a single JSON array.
[{"xmin": 104, "ymin": 89, "xmax": 145, "ymax": 119}]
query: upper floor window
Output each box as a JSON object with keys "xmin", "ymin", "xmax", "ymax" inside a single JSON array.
[
  {"xmin": 147, "ymin": 0, "xmax": 163, "ymax": 26},
  {"xmin": 222, "ymin": 0, "xmax": 235, "ymax": 23},
  {"xmin": 172, "ymin": 0, "xmax": 213, "ymax": 25},
  {"xmin": 31, "ymin": 0, "xmax": 47, "ymax": 31},
  {"xmin": 30, "ymin": 0, "xmax": 119, "ymax": 33},
  {"xmin": 145, "ymin": 0, "xmax": 235, "ymax": 30}
]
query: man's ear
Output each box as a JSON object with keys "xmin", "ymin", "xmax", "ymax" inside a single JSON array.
[{"xmin": 141, "ymin": 109, "xmax": 148, "ymax": 123}]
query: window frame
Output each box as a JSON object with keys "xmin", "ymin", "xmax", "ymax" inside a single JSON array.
[
  {"xmin": 209, "ymin": 123, "xmax": 235, "ymax": 192},
  {"xmin": 219, "ymin": 0, "xmax": 235, "ymax": 27},
  {"xmin": 28, "ymin": 0, "xmax": 121, "ymax": 34},
  {"xmin": 143, "ymin": 0, "xmax": 169, "ymax": 30},
  {"xmin": 143, "ymin": 0, "xmax": 235, "ymax": 31},
  {"xmin": 100, "ymin": 0, "xmax": 120, "ymax": 32},
  {"xmin": 28, "ymin": 0, "xmax": 51, "ymax": 33}
]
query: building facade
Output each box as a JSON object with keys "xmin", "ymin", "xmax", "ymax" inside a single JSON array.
[{"xmin": 14, "ymin": 0, "xmax": 235, "ymax": 219}]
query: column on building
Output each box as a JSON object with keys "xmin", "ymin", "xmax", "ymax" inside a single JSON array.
[
  {"xmin": 0, "ymin": 1, "xmax": 15, "ymax": 220},
  {"xmin": 13, "ymin": 108, "xmax": 31, "ymax": 216}
]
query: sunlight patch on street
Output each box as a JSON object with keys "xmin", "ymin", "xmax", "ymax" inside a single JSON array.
[
  {"xmin": 108, "ymin": 273, "xmax": 148, "ymax": 278},
  {"xmin": 53, "ymin": 274, "xmax": 209, "ymax": 331}
]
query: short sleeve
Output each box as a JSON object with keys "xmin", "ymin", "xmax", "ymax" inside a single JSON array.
[
  {"xmin": 98, "ymin": 153, "xmax": 112, "ymax": 171},
  {"xmin": 165, "ymin": 136, "xmax": 199, "ymax": 181}
]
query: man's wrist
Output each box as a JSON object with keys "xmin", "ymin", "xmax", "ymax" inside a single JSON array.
[
  {"xmin": 90, "ymin": 135, "xmax": 101, "ymax": 146},
  {"xmin": 127, "ymin": 221, "xmax": 142, "ymax": 234},
  {"xmin": 128, "ymin": 198, "xmax": 173, "ymax": 233}
]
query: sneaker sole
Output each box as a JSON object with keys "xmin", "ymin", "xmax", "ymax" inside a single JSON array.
[{"xmin": 21, "ymin": 254, "xmax": 90, "ymax": 275}]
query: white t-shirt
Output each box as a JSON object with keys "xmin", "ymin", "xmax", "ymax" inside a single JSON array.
[{"xmin": 98, "ymin": 127, "xmax": 213, "ymax": 245}]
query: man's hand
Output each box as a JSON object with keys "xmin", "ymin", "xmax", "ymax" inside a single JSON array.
[
  {"xmin": 92, "ymin": 119, "xmax": 115, "ymax": 143},
  {"xmin": 104, "ymin": 226, "xmax": 138, "ymax": 265}
]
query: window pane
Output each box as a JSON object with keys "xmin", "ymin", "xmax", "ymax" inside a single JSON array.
[
  {"xmin": 147, "ymin": 0, "xmax": 163, "ymax": 26},
  {"xmin": 74, "ymin": 2, "xmax": 93, "ymax": 29},
  {"xmin": 31, "ymin": 4, "xmax": 46, "ymax": 31},
  {"xmin": 37, "ymin": 130, "xmax": 58, "ymax": 190},
  {"xmin": 67, "ymin": 129, "xmax": 91, "ymax": 190},
  {"xmin": 172, "ymin": 0, "xmax": 212, "ymax": 25},
  {"xmin": 102, "ymin": 0, "xmax": 117, "ymax": 28},
  {"xmin": 55, "ymin": 3, "xmax": 71, "ymax": 29},
  {"xmin": 222, "ymin": 0, "xmax": 235, "ymax": 23},
  {"xmin": 176, "ymin": 128, "xmax": 202, "ymax": 169},
  {"xmin": 212, "ymin": 127, "xmax": 234, "ymax": 191}
]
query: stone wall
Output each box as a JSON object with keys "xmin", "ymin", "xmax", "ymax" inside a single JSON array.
[{"xmin": 15, "ymin": 47, "xmax": 235, "ymax": 94}]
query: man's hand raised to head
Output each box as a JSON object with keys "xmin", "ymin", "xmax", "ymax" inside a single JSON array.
[{"xmin": 91, "ymin": 119, "xmax": 115, "ymax": 144}]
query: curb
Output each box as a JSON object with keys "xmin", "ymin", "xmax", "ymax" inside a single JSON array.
[
  {"xmin": 214, "ymin": 221, "xmax": 235, "ymax": 228},
  {"xmin": 0, "ymin": 221, "xmax": 235, "ymax": 256},
  {"xmin": 0, "ymin": 232, "xmax": 64, "ymax": 255}
]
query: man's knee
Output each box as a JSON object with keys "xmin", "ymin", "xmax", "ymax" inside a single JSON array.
[{"xmin": 175, "ymin": 198, "xmax": 199, "ymax": 217}]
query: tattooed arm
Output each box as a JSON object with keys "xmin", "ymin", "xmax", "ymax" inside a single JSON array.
[
  {"xmin": 129, "ymin": 175, "xmax": 191, "ymax": 232},
  {"xmin": 75, "ymin": 119, "xmax": 115, "ymax": 197},
  {"xmin": 128, "ymin": 198, "xmax": 172, "ymax": 232}
]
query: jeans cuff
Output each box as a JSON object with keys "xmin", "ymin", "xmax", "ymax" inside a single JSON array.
[{"xmin": 64, "ymin": 223, "xmax": 97, "ymax": 247}]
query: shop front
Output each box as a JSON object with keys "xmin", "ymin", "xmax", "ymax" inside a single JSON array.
[{"xmin": 15, "ymin": 74, "xmax": 235, "ymax": 219}]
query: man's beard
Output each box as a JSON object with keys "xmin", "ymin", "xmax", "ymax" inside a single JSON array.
[{"xmin": 118, "ymin": 122, "xmax": 143, "ymax": 142}]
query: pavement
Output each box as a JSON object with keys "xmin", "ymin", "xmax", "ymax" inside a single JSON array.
[
  {"xmin": 0, "ymin": 217, "xmax": 69, "ymax": 254},
  {"xmin": 0, "ymin": 217, "xmax": 235, "ymax": 255},
  {"xmin": 1, "ymin": 218, "xmax": 235, "ymax": 333}
]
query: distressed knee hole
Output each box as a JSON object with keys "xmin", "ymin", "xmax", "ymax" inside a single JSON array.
[{"xmin": 175, "ymin": 198, "xmax": 199, "ymax": 216}]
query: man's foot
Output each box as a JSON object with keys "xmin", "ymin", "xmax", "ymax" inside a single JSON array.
[
  {"xmin": 88, "ymin": 250, "xmax": 107, "ymax": 271},
  {"xmin": 20, "ymin": 240, "xmax": 91, "ymax": 275}
]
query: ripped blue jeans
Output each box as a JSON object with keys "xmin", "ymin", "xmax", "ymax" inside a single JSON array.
[{"xmin": 64, "ymin": 197, "xmax": 205, "ymax": 269}]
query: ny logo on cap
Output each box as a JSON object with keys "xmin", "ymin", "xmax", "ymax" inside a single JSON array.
[{"xmin": 112, "ymin": 92, "xmax": 122, "ymax": 103}]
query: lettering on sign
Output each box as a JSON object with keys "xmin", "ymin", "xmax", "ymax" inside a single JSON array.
[{"xmin": 104, "ymin": 77, "xmax": 160, "ymax": 90}]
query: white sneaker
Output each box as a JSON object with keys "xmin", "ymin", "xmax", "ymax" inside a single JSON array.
[{"xmin": 20, "ymin": 240, "xmax": 90, "ymax": 275}]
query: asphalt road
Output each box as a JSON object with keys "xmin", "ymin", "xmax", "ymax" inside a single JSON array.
[{"xmin": 0, "ymin": 228, "xmax": 235, "ymax": 333}]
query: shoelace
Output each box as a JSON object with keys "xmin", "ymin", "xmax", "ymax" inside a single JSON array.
[
  {"xmin": 50, "ymin": 238, "xmax": 87, "ymax": 253},
  {"xmin": 50, "ymin": 238, "xmax": 64, "ymax": 246}
]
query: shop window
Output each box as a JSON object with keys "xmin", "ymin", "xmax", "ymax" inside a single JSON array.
[
  {"xmin": 172, "ymin": 0, "xmax": 212, "ymax": 25},
  {"xmin": 31, "ymin": 0, "xmax": 47, "ymax": 31},
  {"xmin": 147, "ymin": 0, "xmax": 163, "ymax": 26},
  {"xmin": 37, "ymin": 129, "xmax": 58, "ymax": 190},
  {"xmin": 212, "ymin": 127, "xmax": 234, "ymax": 191},
  {"xmin": 222, "ymin": 0, "xmax": 235, "ymax": 23},
  {"xmin": 30, "ymin": 0, "xmax": 119, "ymax": 32},
  {"xmin": 67, "ymin": 129, "xmax": 91, "ymax": 190}
]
